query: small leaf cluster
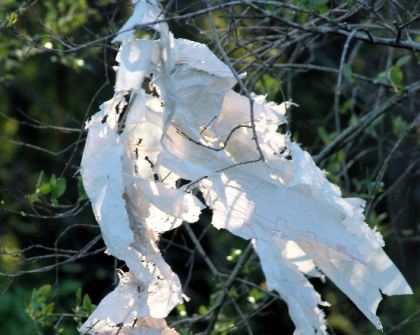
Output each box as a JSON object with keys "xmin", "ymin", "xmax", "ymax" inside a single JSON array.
[
  {"xmin": 25, "ymin": 284, "xmax": 56, "ymax": 329},
  {"xmin": 25, "ymin": 284, "xmax": 95, "ymax": 333},
  {"xmin": 374, "ymin": 55, "xmax": 412, "ymax": 93},
  {"xmin": 73, "ymin": 288, "xmax": 95, "ymax": 326},
  {"xmin": 27, "ymin": 172, "xmax": 67, "ymax": 206}
]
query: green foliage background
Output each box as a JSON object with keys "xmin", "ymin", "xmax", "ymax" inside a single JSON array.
[{"xmin": 0, "ymin": 1, "xmax": 419, "ymax": 334}]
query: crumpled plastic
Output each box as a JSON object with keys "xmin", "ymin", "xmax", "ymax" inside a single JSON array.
[
  {"xmin": 80, "ymin": 91, "xmax": 190, "ymax": 335},
  {"xmin": 80, "ymin": 1, "xmax": 412, "ymax": 334}
]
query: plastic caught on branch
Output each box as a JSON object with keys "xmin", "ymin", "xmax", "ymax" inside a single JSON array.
[{"xmin": 80, "ymin": 1, "xmax": 412, "ymax": 334}]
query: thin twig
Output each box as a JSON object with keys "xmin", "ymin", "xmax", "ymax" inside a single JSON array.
[
  {"xmin": 206, "ymin": 4, "xmax": 266, "ymax": 162},
  {"xmin": 334, "ymin": 29, "xmax": 357, "ymax": 132},
  {"xmin": 314, "ymin": 81, "xmax": 420, "ymax": 164}
]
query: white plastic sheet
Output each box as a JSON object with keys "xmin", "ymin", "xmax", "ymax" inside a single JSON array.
[{"xmin": 80, "ymin": 1, "xmax": 412, "ymax": 334}]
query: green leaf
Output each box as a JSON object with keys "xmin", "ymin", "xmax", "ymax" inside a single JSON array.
[
  {"xmin": 349, "ymin": 114, "xmax": 358, "ymax": 126},
  {"xmin": 37, "ymin": 182, "xmax": 51, "ymax": 195},
  {"xmin": 340, "ymin": 98, "xmax": 354, "ymax": 114},
  {"xmin": 49, "ymin": 174, "xmax": 57, "ymax": 187},
  {"xmin": 396, "ymin": 55, "xmax": 411, "ymax": 67},
  {"xmin": 50, "ymin": 177, "xmax": 66, "ymax": 200},
  {"xmin": 318, "ymin": 126, "xmax": 333, "ymax": 144},
  {"xmin": 6, "ymin": 12, "xmax": 18, "ymax": 27},
  {"xmin": 35, "ymin": 284, "xmax": 52, "ymax": 298},
  {"xmin": 176, "ymin": 303, "xmax": 188, "ymax": 317},
  {"xmin": 27, "ymin": 193, "xmax": 39, "ymax": 204},
  {"xmin": 392, "ymin": 115, "xmax": 408, "ymax": 136},
  {"xmin": 342, "ymin": 63, "xmax": 353, "ymax": 82},
  {"xmin": 374, "ymin": 71, "xmax": 388, "ymax": 84},
  {"xmin": 82, "ymin": 294, "xmax": 93, "ymax": 314},
  {"xmin": 77, "ymin": 176, "xmax": 87, "ymax": 200},
  {"xmin": 389, "ymin": 65, "xmax": 403, "ymax": 87},
  {"xmin": 388, "ymin": 64, "xmax": 405, "ymax": 92},
  {"xmin": 198, "ymin": 305, "xmax": 208, "ymax": 315},
  {"xmin": 383, "ymin": 57, "xmax": 410, "ymax": 92}
]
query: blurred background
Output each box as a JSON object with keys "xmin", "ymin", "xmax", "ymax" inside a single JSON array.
[{"xmin": 0, "ymin": 1, "xmax": 419, "ymax": 334}]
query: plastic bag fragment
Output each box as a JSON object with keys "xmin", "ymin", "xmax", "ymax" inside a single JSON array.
[{"xmin": 80, "ymin": 1, "xmax": 412, "ymax": 334}]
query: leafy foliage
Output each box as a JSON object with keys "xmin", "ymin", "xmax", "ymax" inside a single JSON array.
[
  {"xmin": 26, "ymin": 284, "xmax": 56, "ymax": 329},
  {"xmin": 0, "ymin": 1, "xmax": 419, "ymax": 334}
]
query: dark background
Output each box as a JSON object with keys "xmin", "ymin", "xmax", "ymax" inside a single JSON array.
[{"xmin": 0, "ymin": 1, "xmax": 419, "ymax": 334}]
